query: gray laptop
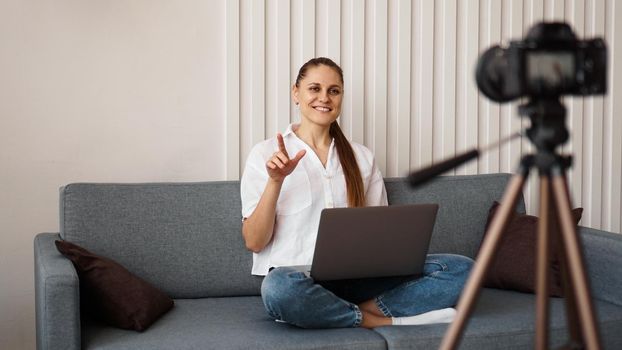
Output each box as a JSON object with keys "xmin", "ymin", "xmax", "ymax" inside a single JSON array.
[{"xmin": 296, "ymin": 204, "xmax": 439, "ymax": 281}]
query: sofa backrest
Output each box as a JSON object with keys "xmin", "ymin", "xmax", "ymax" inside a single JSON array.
[
  {"xmin": 384, "ymin": 173, "xmax": 525, "ymax": 259},
  {"xmin": 60, "ymin": 181, "xmax": 263, "ymax": 299},
  {"xmin": 59, "ymin": 174, "xmax": 522, "ymax": 299}
]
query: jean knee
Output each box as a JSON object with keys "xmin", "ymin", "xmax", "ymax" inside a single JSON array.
[
  {"xmin": 261, "ymin": 268, "xmax": 289, "ymax": 305},
  {"xmin": 261, "ymin": 267, "xmax": 307, "ymax": 319},
  {"xmin": 448, "ymin": 255, "xmax": 474, "ymax": 296},
  {"xmin": 429, "ymin": 254, "xmax": 474, "ymax": 285}
]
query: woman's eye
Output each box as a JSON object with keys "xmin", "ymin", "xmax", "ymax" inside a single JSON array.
[
  {"xmin": 329, "ymin": 89, "xmax": 341, "ymax": 95},
  {"xmin": 310, "ymin": 86, "xmax": 320, "ymax": 92}
]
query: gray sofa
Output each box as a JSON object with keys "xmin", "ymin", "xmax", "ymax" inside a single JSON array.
[{"xmin": 34, "ymin": 173, "xmax": 622, "ymax": 349}]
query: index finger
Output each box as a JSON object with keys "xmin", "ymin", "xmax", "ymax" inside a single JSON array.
[{"xmin": 276, "ymin": 133, "xmax": 289, "ymax": 157}]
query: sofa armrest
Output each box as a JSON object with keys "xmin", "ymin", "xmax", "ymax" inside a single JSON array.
[
  {"xmin": 34, "ymin": 233, "xmax": 81, "ymax": 350},
  {"xmin": 580, "ymin": 226, "xmax": 622, "ymax": 307}
]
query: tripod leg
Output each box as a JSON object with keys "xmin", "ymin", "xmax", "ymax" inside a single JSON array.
[
  {"xmin": 556, "ymin": 212, "xmax": 584, "ymax": 347},
  {"xmin": 535, "ymin": 177, "xmax": 552, "ymax": 350},
  {"xmin": 440, "ymin": 173, "xmax": 528, "ymax": 350},
  {"xmin": 551, "ymin": 172, "xmax": 602, "ymax": 350}
]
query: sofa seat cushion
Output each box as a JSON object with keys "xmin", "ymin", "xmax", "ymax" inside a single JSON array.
[
  {"xmin": 373, "ymin": 288, "xmax": 622, "ymax": 350},
  {"xmin": 82, "ymin": 296, "xmax": 387, "ymax": 350}
]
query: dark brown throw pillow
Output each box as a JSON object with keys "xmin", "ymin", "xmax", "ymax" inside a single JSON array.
[
  {"xmin": 481, "ymin": 201, "xmax": 583, "ymax": 297},
  {"xmin": 55, "ymin": 240, "xmax": 174, "ymax": 331}
]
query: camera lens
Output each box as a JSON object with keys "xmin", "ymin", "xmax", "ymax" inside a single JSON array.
[{"xmin": 475, "ymin": 46, "xmax": 519, "ymax": 102}]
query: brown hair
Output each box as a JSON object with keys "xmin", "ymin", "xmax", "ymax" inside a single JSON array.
[{"xmin": 295, "ymin": 57, "xmax": 365, "ymax": 207}]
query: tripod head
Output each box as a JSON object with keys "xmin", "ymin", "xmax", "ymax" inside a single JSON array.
[
  {"xmin": 515, "ymin": 98, "xmax": 573, "ymax": 177},
  {"xmin": 520, "ymin": 98, "xmax": 568, "ymax": 153}
]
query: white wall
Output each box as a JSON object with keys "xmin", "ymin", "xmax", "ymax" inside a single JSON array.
[
  {"xmin": 0, "ymin": 1, "xmax": 225, "ymax": 348},
  {"xmin": 2, "ymin": 0, "xmax": 622, "ymax": 349}
]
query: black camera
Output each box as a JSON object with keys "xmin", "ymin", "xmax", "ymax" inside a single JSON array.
[{"xmin": 476, "ymin": 22, "xmax": 607, "ymax": 102}]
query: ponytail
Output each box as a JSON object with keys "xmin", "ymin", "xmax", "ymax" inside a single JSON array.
[{"xmin": 330, "ymin": 122, "xmax": 365, "ymax": 207}]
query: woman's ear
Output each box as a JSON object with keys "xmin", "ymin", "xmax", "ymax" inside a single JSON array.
[{"xmin": 292, "ymin": 84, "xmax": 299, "ymax": 105}]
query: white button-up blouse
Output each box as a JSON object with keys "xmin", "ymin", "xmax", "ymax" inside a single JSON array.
[{"xmin": 240, "ymin": 124, "xmax": 388, "ymax": 276}]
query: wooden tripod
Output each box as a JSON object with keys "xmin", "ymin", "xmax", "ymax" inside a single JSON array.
[{"xmin": 439, "ymin": 153, "xmax": 602, "ymax": 349}]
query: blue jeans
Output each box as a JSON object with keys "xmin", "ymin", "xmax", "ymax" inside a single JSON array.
[{"xmin": 261, "ymin": 254, "xmax": 473, "ymax": 329}]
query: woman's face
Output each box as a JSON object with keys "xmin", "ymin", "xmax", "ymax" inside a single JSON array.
[{"xmin": 292, "ymin": 64, "xmax": 343, "ymax": 128}]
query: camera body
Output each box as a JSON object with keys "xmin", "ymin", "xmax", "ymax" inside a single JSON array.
[{"xmin": 476, "ymin": 22, "xmax": 607, "ymax": 102}]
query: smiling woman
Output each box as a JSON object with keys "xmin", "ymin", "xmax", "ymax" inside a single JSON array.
[{"xmin": 239, "ymin": 57, "xmax": 473, "ymax": 330}]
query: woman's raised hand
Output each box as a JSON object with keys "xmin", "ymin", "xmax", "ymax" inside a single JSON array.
[{"xmin": 266, "ymin": 133, "xmax": 306, "ymax": 183}]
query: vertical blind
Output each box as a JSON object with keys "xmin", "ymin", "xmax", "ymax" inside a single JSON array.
[{"xmin": 225, "ymin": 0, "xmax": 622, "ymax": 234}]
